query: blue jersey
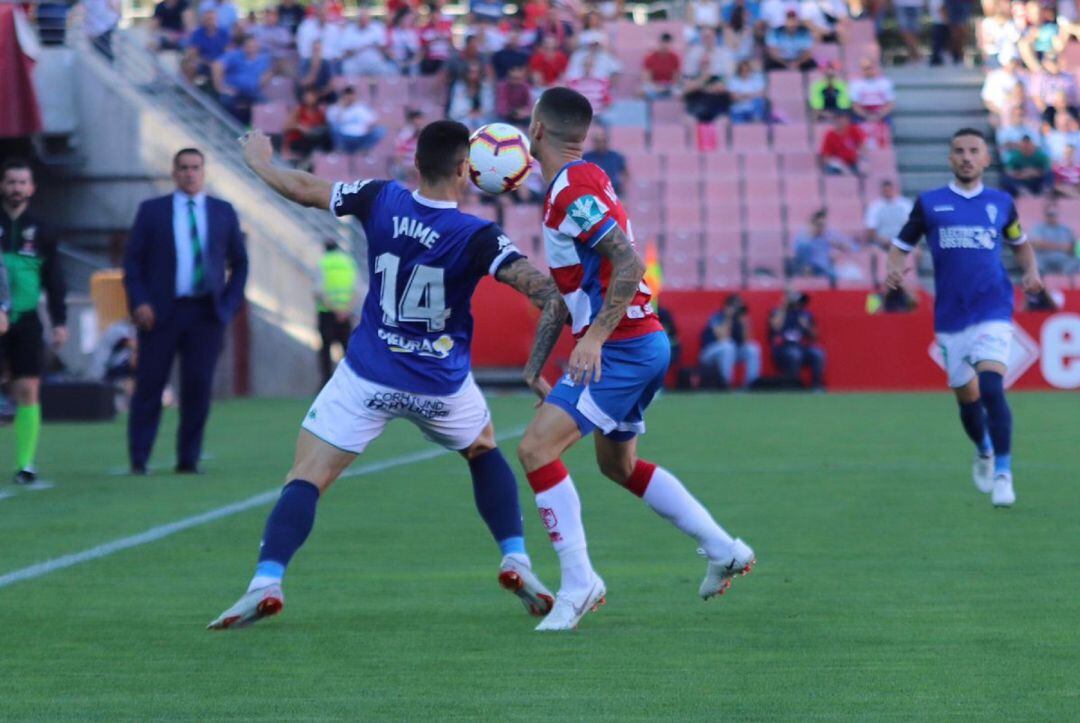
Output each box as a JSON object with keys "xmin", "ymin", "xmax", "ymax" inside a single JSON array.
[
  {"xmin": 330, "ymin": 180, "xmax": 524, "ymax": 395},
  {"xmin": 893, "ymin": 183, "xmax": 1026, "ymax": 333}
]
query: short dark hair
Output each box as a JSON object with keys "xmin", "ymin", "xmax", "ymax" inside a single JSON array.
[
  {"xmin": 660, "ymin": 32, "xmax": 672, "ymax": 41},
  {"xmin": 173, "ymin": 148, "xmax": 204, "ymax": 167},
  {"xmin": 952, "ymin": 127, "xmax": 986, "ymax": 142},
  {"xmin": 536, "ymin": 86, "xmax": 593, "ymax": 143},
  {"xmin": 416, "ymin": 120, "xmax": 470, "ymax": 182},
  {"xmin": 1, "ymin": 158, "xmax": 32, "ymax": 180}
]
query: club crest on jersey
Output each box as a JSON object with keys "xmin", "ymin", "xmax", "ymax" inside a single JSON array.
[
  {"xmin": 985, "ymin": 203, "xmax": 998, "ymax": 225},
  {"xmin": 567, "ymin": 195, "xmax": 608, "ymax": 232},
  {"xmin": 378, "ymin": 328, "xmax": 455, "ymax": 359}
]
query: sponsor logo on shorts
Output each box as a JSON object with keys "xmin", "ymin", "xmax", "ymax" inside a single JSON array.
[
  {"xmin": 365, "ymin": 391, "xmax": 451, "ymax": 420},
  {"xmin": 378, "ymin": 328, "xmax": 455, "ymax": 359}
]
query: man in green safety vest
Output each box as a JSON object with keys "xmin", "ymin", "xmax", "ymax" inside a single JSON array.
[
  {"xmin": 0, "ymin": 160, "xmax": 68, "ymax": 485},
  {"xmin": 316, "ymin": 240, "xmax": 358, "ymax": 384}
]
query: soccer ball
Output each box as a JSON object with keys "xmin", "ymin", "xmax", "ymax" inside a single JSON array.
[{"xmin": 468, "ymin": 123, "xmax": 532, "ymax": 194}]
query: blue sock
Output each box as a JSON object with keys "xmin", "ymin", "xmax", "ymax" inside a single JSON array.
[
  {"xmin": 468, "ymin": 448, "xmax": 526, "ymax": 557},
  {"xmin": 958, "ymin": 399, "xmax": 992, "ymax": 456},
  {"xmin": 978, "ymin": 371, "xmax": 1012, "ymax": 473},
  {"xmin": 255, "ymin": 479, "xmax": 320, "ymax": 580}
]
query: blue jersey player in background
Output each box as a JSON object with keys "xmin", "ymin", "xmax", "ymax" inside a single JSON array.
[
  {"xmin": 209, "ymin": 121, "xmax": 567, "ymax": 629},
  {"xmin": 886, "ymin": 128, "xmax": 1043, "ymax": 508}
]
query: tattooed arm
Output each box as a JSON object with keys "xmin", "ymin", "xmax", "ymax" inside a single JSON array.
[
  {"xmin": 568, "ymin": 225, "xmax": 646, "ymax": 383},
  {"xmin": 495, "ymin": 258, "xmax": 569, "ymax": 401}
]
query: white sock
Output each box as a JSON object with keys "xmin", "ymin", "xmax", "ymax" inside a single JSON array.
[
  {"xmin": 639, "ymin": 464, "xmax": 735, "ymax": 561},
  {"xmin": 534, "ymin": 475, "xmax": 595, "ymax": 592},
  {"xmin": 247, "ymin": 575, "xmax": 280, "ymax": 592}
]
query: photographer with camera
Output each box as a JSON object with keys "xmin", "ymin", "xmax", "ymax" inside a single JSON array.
[
  {"xmin": 699, "ymin": 294, "xmax": 761, "ymax": 389},
  {"xmin": 769, "ymin": 290, "xmax": 826, "ymax": 390}
]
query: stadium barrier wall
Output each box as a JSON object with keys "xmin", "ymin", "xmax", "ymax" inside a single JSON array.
[{"xmin": 471, "ymin": 280, "xmax": 1080, "ymax": 391}]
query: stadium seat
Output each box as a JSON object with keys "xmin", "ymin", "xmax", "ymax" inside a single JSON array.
[
  {"xmin": 745, "ymin": 200, "xmax": 785, "ymax": 232},
  {"xmin": 834, "ymin": 249, "xmax": 877, "ymax": 287},
  {"xmin": 650, "ymin": 99, "xmax": 686, "ymax": 125},
  {"xmin": 703, "ymin": 200, "xmax": 742, "ymax": 228},
  {"xmin": 664, "ymin": 229, "xmax": 702, "ymax": 254},
  {"xmin": 661, "ymin": 250, "xmax": 702, "ymax": 289},
  {"xmin": 848, "ymin": 20, "xmax": 878, "ymax": 47},
  {"xmin": 781, "ymin": 151, "xmax": 820, "ymax": 177},
  {"xmin": 789, "ymin": 276, "xmax": 832, "ymax": 291},
  {"xmin": 663, "ymin": 151, "xmax": 705, "ymax": 179},
  {"xmin": 627, "ymin": 151, "xmax": 662, "ymax": 180},
  {"xmin": 664, "ymin": 202, "xmax": 705, "ymax": 231},
  {"xmin": 663, "ymin": 177, "xmax": 703, "ymax": 203},
  {"xmin": 827, "ymin": 200, "xmax": 865, "ymax": 230},
  {"xmin": 351, "ymin": 151, "xmax": 391, "ymax": 178},
  {"xmin": 375, "ymin": 76, "xmax": 410, "ymax": 103},
  {"xmin": 702, "ymin": 149, "xmax": 739, "ymax": 175},
  {"xmin": 731, "ymin": 124, "xmax": 770, "ymax": 153},
  {"xmin": 625, "ymin": 179, "xmax": 663, "ymax": 206},
  {"xmin": 410, "ymin": 75, "xmax": 443, "ymax": 100},
  {"xmin": 812, "ymin": 43, "xmax": 842, "ymax": 69},
  {"xmin": 703, "ymin": 175, "xmax": 740, "ymax": 202},
  {"xmin": 767, "ymin": 72, "xmax": 806, "ymax": 123},
  {"xmin": 1043, "ymin": 274, "xmax": 1074, "ymax": 290},
  {"xmin": 772, "ymin": 124, "xmax": 812, "ymax": 151},
  {"xmin": 704, "ymin": 229, "xmax": 744, "ymax": 253},
  {"xmin": 264, "ymin": 76, "xmax": 297, "ymax": 107},
  {"xmin": 703, "ymin": 252, "xmax": 742, "ymax": 289},
  {"xmin": 823, "ymin": 175, "xmax": 861, "ymax": 203},
  {"xmin": 612, "ymin": 71, "xmax": 645, "ymax": 99},
  {"xmin": 312, "ymin": 152, "xmax": 350, "ymax": 181},
  {"xmin": 1015, "ymin": 196, "xmax": 1045, "ymax": 224},
  {"xmin": 651, "ymin": 123, "xmax": 690, "ymax": 150},
  {"xmin": 610, "ymin": 126, "xmax": 647, "ymax": 153},
  {"xmin": 744, "ymin": 175, "xmax": 782, "ymax": 206},
  {"xmin": 252, "ymin": 102, "xmax": 288, "ymax": 135}
]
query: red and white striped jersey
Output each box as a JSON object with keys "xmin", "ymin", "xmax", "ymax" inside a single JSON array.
[{"xmin": 542, "ymin": 160, "xmax": 662, "ymax": 341}]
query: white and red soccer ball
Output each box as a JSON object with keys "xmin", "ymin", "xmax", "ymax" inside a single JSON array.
[{"xmin": 468, "ymin": 123, "xmax": 532, "ymax": 194}]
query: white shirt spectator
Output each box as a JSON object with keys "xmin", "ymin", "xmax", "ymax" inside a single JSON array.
[
  {"xmin": 865, "ymin": 194, "xmax": 914, "ymax": 243},
  {"xmin": 688, "ymin": 0, "xmax": 721, "ymax": 28},
  {"xmin": 996, "ymin": 122, "xmax": 1042, "ymax": 149},
  {"xmin": 849, "ymin": 74, "xmax": 895, "ymax": 108},
  {"xmin": 761, "ymin": 0, "xmax": 799, "ymax": 28},
  {"xmin": 82, "ymin": 0, "xmax": 120, "ymax": 37},
  {"xmin": 327, "ymin": 101, "xmax": 378, "ymax": 136},
  {"xmin": 980, "ymin": 15, "xmax": 1022, "ymax": 65},
  {"xmin": 388, "ymin": 26, "xmax": 421, "ymax": 64},
  {"xmin": 981, "ymin": 67, "xmax": 1024, "ymax": 111},
  {"xmin": 684, "ymin": 44, "xmax": 735, "ymax": 79},
  {"xmin": 297, "ymin": 17, "xmax": 344, "ymax": 60},
  {"xmin": 341, "ymin": 20, "xmax": 389, "ymax": 75},
  {"xmin": 567, "ymin": 48, "xmax": 621, "ymax": 81}
]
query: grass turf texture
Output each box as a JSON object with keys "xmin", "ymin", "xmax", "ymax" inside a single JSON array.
[{"xmin": 0, "ymin": 392, "xmax": 1076, "ymax": 720}]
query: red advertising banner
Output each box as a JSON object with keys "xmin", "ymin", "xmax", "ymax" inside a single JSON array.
[{"xmin": 472, "ymin": 279, "xmax": 1080, "ymax": 391}]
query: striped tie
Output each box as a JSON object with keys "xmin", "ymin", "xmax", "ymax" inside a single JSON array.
[{"xmin": 187, "ymin": 199, "xmax": 205, "ymax": 294}]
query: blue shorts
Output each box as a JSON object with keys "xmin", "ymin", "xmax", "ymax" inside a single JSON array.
[{"xmin": 546, "ymin": 331, "xmax": 671, "ymax": 441}]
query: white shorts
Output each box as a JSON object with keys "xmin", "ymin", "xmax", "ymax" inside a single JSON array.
[
  {"xmin": 301, "ymin": 363, "xmax": 491, "ymax": 454},
  {"xmin": 935, "ymin": 320, "xmax": 1013, "ymax": 388}
]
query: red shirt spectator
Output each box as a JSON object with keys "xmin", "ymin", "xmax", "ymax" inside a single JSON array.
[
  {"xmin": 529, "ymin": 36, "xmax": 568, "ymax": 86},
  {"xmin": 819, "ymin": 115, "xmax": 866, "ymax": 171},
  {"xmin": 644, "ymin": 33, "xmax": 681, "ymax": 85},
  {"xmin": 523, "ymin": 0, "xmax": 549, "ymax": 29}
]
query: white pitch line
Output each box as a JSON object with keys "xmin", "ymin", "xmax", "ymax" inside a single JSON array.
[{"xmin": 0, "ymin": 425, "xmax": 526, "ymax": 590}]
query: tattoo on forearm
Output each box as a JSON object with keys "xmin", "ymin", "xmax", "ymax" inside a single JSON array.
[
  {"xmin": 590, "ymin": 228, "xmax": 645, "ymax": 339},
  {"xmin": 496, "ymin": 259, "xmax": 568, "ymax": 380}
]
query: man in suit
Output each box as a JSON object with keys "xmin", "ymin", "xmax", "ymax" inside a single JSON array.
[{"xmin": 123, "ymin": 148, "xmax": 248, "ymax": 474}]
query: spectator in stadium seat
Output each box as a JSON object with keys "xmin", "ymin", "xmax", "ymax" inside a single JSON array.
[
  {"xmin": 283, "ymin": 87, "xmax": 330, "ymax": 163},
  {"xmin": 198, "ymin": 0, "xmax": 238, "ymax": 34},
  {"xmin": 567, "ymin": 35, "xmax": 620, "ymax": 82},
  {"xmin": 446, "ymin": 34, "xmax": 486, "ymax": 86},
  {"xmin": 723, "ymin": 0, "xmax": 763, "ymax": 27},
  {"xmin": 326, "ymin": 86, "xmax": 387, "ymax": 154},
  {"xmin": 995, "ymin": 104, "xmax": 1042, "ymax": 152},
  {"xmin": 864, "ymin": 179, "xmax": 913, "ymax": 249},
  {"xmin": 728, "ymin": 60, "xmax": 768, "ymax": 123},
  {"xmin": 1018, "ymin": 4, "xmax": 1066, "ymax": 71},
  {"xmin": 979, "ymin": 0, "xmax": 1022, "ymax": 68},
  {"xmin": 418, "ymin": 2, "xmax": 456, "ymax": 75},
  {"xmin": 341, "ymin": 9, "xmax": 392, "ymax": 77},
  {"xmin": 150, "ymin": 0, "xmax": 192, "ymax": 52},
  {"xmin": 583, "ymin": 127, "xmax": 628, "ymax": 195},
  {"xmin": 251, "ymin": 8, "xmax": 294, "ymax": 66},
  {"xmin": 82, "ymin": 0, "xmax": 121, "ymax": 60},
  {"xmin": 682, "ymin": 66, "xmax": 732, "ymax": 123},
  {"xmin": 1029, "ymin": 203, "xmax": 1080, "ymax": 272},
  {"xmin": 298, "ymin": 39, "xmax": 334, "ymax": 99},
  {"xmin": 819, "ymin": 112, "xmax": 866, "ymax": 175},
  {"xmin": 523, "ymin": 0, "xmax": 549, "ymax": 30},
  {"xmin": 276, "ymin": 0, "xmax": 306, "ymax": 37},
  {"xmin": 391, "ymin": 108, "xmax": 425, "ymax": 181},
  {"xmin": 893, "ymin": 0, "xmax": 926, "ymax": 62},
  {"xmin": 1030, "ymin": 55, "xmax": 1079, "ymax": 126},
  {"xmin": 791, "ymin": 208, "xmax": 856, "ymax": 283},
  {"xmin": 1039, "ymin": 90, "xmax": 1080, "ymax": 137},
  {"xmin": 387, "ymin": 9, "xmax": 423, "ymax": 76},
  {"xmin": 1052, "ymin": 143, "xmax": 1080, "ymax": 198},
  {"xmin": 642, "ymin": 32, "xmax": 681, "ymax": 99},
  {"xmin": 446, "ymin": 62, "xmax": 494, "ymax": 128},
  {"xmin": 296, "ymin": 5, "xmax": 343, "ymax": 71},
  {"xmin": 684, "ymin": 27, "xmax": 734, "ymax": 84},
  {"xmin": 981, "ymin": 57, "xmax": 1027, "ymax": 124},
  {"xmin": 723, "ymin": 4, "xmax": 758, "ymax": 62},
  {"xmin": 769, "ymin": 290, "xmax": 826, "ymax": 390},
  {"xmin": 699, "ymin": 294, "xmax": 762, "ymax": 389},
  {"xmin": 495, "ymin": 65, "xmax": 533, "ymax": 126},
  {"xmin": 1043, "ymin": 112, "xmax": 1080, "ymax": 162},
  {"xmin": 213, "ymin": 35, "xmax": 272, "ymax": 124},
  {"xmin": 765, "ymin": 11, "xmax": 817, "ymax": 72},
  {"xmin": 808, "ymin": 61, "xmax": 851, "ymax": 121},
  {"xmin": 529, "ymin": 34, "xmax": 568, "ymax": 88},
  {"xmin": 849, "ymin": 58, "xmax": 895, "ymax": 126},
  {"xmin": 686, "ymin": 0, "xmax": 722, "ymax": 35},
  {"xmin": 535, "ymin": 5, "xmax": 575, "ymax": 53},
  {"xmin": 491, "ymin": 25, "xmax": 532, "ymax": 80},
  {"xmin": 183, "ymin": 9, "xmax": 231, "ymax": 85},
  {"xmin": 1002, "ymin": 135, "xmax": 1053, "ymax": 196}
]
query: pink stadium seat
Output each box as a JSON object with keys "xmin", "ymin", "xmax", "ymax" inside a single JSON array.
[
  {"xmin": 664, "ymin": 151, "xmax": 705, "ymax": 178},
  {"xmin": 410, "ymin": 75, "xmax": 443, "ymax": 100},
  {"xmin": 661, "ymin": 249, "xmax": 701, "ymax": 289},
  {"xmin": 629, "ymin": 201, "xmax": 662, "ymax": 242},
  {"xmin": 731, "ymin": 124, "xmax": 770, "ymax": 152},
  {"xmin": 823, "ymin": 175, "xmax": 861, "ymax": 202},
  {"xmin": 745, "ymin": 229, "xmax": 786, "ymax": 255},
  {"xmin": 848, "ymin": 19, "xmax": 878, "ymax": 46},
  {"xmin": 704, "ymin": 200, "xmax": 742, "ymax": 228},
  {"xmin": 745, "ymin": 199, "xmax": 785, "ymax": 232},
  {"xmin": 703, "ymin": 252, "xmax": 742, "ymax": 289},
  {"xmin": 612, "ymin": 71, "xmax": 644, "ymax": 100},
  {"xmin": 651, "ymin": 123, "xmax": 689, "ymax": 150},
  {"xmin": 702, "ymin": 150, "xmax": 739, "ymax": 176},
  {"xmin": 351, "ymin": 152, "xmax": 391, "ymax": 178},
  {"xmin": 811, "ymin": 122, "xmax": 831, "ymax": 149},
  {"xmin": 663, "ymin": 177, "xmax": 702, "ymax": 203},
  {"xmin": 264, "ymin": 76, "xmax": 296, "ymax": 107},
  {"xmin": 1043, "ymin": 274, "xmax": 1074, "ymax": 290},
  {"xmin": 768, "ymin": 72, "xmax": 807, "ymax": 123},
  {"xmin": 704, "ymin": 229, "xmax": 744, "ymax": 253},
  {"xmin": 741, "ymin": 153, "xmax": 781, "ymax": 178},
  {"xmin": 664, "ymin": 230, "xmax": 702, "ymax": 254},
  {"xmin": 785, "ymin": 197, "xmax": 826, "ymax": 228},
  {"xmin": 610, "ymin": 126, "xmax": 647, "ymax": 153},
  {"xmin": 651, "ymin": 100, "xmax": 686, "ymax": 125},
  {"xmin": 773, "ymin": 124, "xmax": 812, "ymax": 152},
  {"xmin": 252, "ymin": 102, "xmax": 288, "ymax": 135},
  {"xmin": 812, "ymin": 44, "xmax": 842, "ymax": 69},
  {"xmin": 789, "ymin": 276, "xmax": 832, "ymax": 291},
  {"xmin": 834, "ymin": 250, "xmax": 876, "ymax": 288},
  {"xmin": 845, "ymin": 44, "xmax": 881, "ymax": 75},
  {"xmin": 703, "ymin": 175, "xmax": 740, "ymax": 202},
  {"xmin": 664, "ymin": 202, "xmax": 704, "ymax": 231},
  {"xmin": 312, "ymin": 152, "xmax": 350, "ymax": 181},
  {"xmin": 1055, "ymin": 199, "xmax": 1080, "ymax": 226},
  {"xmin": 627, "ymin": 152, "xmax": 662, "ymax": 180},
  {"xmin": 768, "ymin": 71, "xmax": 804, "ymax": 97},
  {"xmin": 744, "ymin": 174, "xmax": 782, "ymax": 204},
  {"xmin": 625, "ymin": 179, "xmax": 662, "ymax": 206},
  {"xmin": 867, "ymin": 147, "xmax": 897, "ymax": 171},
  {"xmin": 782, "ymin": 151, "xmax": 820, "ymax": 177}
]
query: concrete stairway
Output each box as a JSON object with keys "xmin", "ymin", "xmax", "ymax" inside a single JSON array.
[{"xmin": 888, "ymin": 65, "xmax": 991, "ymax": 196}]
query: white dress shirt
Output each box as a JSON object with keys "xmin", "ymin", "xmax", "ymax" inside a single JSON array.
[{"xmin": 173, "ymin": 191, "xmax": 209, "ymax": 298}]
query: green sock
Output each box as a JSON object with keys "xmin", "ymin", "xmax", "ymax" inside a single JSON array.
[{"xmin": 14, "ymin": 404, "xmax": 41, "ymax": 471}]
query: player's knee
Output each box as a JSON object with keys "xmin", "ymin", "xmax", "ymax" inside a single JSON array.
[
  {"xmin": 597, "ymin": 454, "xmax": 634, "ymax": 485},
  {"xmin": 12, "ymin": 380, "xmax": 38, "ymax": 406},
  {"xmin": 461, "ymin": 424, "xmax": 497, "ymax": 460},
  {"xmin": 516, "ymin": 433, "xmax": 552, "ymax": 472}
]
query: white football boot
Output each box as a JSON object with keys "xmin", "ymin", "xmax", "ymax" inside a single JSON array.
[
  {"xmin": 973, "ymin": 453, "xmax": 994, "ymax": 494},
  {"xmin": 534, "ymin": 576, "xmax": 606, "ymax": 632},
  {"xmin": 991, "ymin": 472, "xmax": 1016, "ymax": 508},
  {"xmin": 498, "ymin": 555, "xmax": 555, "ymax": 617},
  {"xmin": 207, "ymin": 583, "xmax": 284, "ymax": 630},
  {"xmin": 699, "ymin": 539, "xmax": 756, "ymax": 600}
]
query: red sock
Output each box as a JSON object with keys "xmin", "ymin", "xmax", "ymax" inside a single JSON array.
[{"xmin": 626, "ymin": 459, "xmax": 657, "ymax": 497}]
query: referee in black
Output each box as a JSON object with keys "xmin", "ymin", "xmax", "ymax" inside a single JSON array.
[{"xmin": 0, "ymin": 159, "xmax": 67, "ymax": 484}]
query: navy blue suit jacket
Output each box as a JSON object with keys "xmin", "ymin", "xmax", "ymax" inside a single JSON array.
[{"xmin": 123, "ymin": 194, "xmax": 249, "ymax": 324}]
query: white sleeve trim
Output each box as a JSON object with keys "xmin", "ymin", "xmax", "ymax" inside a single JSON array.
[
  {"xmin": 488, "ymin": 247, "xmax": 519, "ymax": 276},
  {"xmin": 1006, "ymin": 233, "xmax": 1028, "ymax": 246},
  {"xmin": 328, "ymin": 182, "xmax": 344, "ymax": 216},
  {"xmin": 891, "ymin": 237, "xmax": 915, "ymax": 252}
]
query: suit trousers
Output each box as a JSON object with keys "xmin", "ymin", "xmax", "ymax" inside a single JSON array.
[{"xmin": 129, "ymin": 297, "xmax": 224, "ymax": 469}]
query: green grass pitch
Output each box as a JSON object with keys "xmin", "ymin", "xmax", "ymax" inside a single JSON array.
[{"xmin": 0, "ymin": 392, "xmax": 1077, "ymax": 720}]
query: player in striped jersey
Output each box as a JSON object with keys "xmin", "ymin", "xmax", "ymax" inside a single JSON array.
[{"xmin": 515, "ymin": 87, "xmax": 756, "ymax": 631}]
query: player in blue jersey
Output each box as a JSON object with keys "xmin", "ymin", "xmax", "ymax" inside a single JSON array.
[
  {"xmin": 208, "ymin": 121, "xmax": 568, "ymax": 629},
  {"xmin": 886, "ymin": 128, "xmax": 1043, "ymax": 508}
]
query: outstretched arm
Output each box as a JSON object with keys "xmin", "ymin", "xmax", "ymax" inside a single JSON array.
[
  {"xmin": 240, "ymin": 130, "xmax": 333, "ymax": 209},
  {"xmin": 570, "ymin": 225, "xmax": 646, "ymax": 383},
  {"xmin": 495, "ymin": 258, "xmax": 568, "ymax": 401}
]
